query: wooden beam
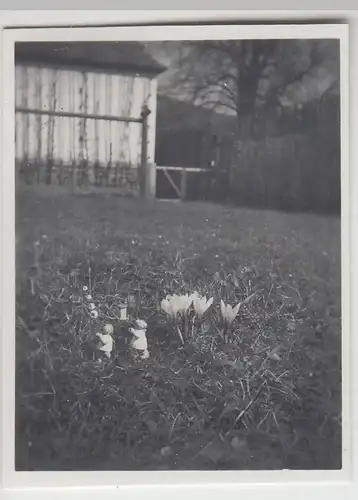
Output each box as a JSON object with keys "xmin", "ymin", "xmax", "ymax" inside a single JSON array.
[
  {"xmin": 156, "ymin": 166, "xmax": 210, "ymax": 173},
  {"xmin": 161, "ymin": 167, "xmax": 182, "ymax": 199},
  {"xmin": 140, "ymin": 106, "xmax": 149, "ymax": 197},
  {"xmin": 15, "ymin": 107, "xmax": 142, "ymax": 124}
]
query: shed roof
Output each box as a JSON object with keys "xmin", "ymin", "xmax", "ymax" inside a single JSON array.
[{"xmin": 15, "ymin": 41, "xmax": 166, "ymax": 76}]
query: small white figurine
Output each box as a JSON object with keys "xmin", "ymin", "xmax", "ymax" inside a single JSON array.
[
  {"xmin": 129, "ymin": 319, "xmax": 149, "ymax": 360},
  {"xmin": 96, "ymin": 332, "xmax": 114, "ymax": 359}
]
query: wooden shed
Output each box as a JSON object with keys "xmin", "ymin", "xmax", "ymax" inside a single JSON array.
[{"xmin": 15, "ymin": 42, "xmax": 165, "ymax": 194}]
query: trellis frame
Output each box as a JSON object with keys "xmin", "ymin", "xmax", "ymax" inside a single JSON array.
[{"xmin": 15, "ymin": 103, "xmax": 151, "ymax": 196}]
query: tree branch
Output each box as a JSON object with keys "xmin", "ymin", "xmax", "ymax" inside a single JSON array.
[{"xmin": 198, "ymin": 99, "xmax": 238, "ymax": 113}]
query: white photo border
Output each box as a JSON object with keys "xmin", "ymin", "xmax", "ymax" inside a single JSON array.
[{"xmin": 0, "ymin": 12, "xmax": 354, "ymax": 500}]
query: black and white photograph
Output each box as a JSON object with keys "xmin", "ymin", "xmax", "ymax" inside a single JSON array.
[{"xmin": 11, "ymin": 26, "xmax": 345, "ymax": 473}]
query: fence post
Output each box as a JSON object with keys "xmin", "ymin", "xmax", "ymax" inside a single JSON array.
[
  {"xmin": 72, "ymin": 160, "xmax": 78, "ymax": 194},
  {"xmin": 145, "ymin": 162, "xmax": 157, "ymax": 200},
  {"xmin": 180, "ymin": 168, "xmax": 187, "ymax": 201},
  {"xmin": 140, "ymin": 104, "xmax": 151, "ymax": 198}
]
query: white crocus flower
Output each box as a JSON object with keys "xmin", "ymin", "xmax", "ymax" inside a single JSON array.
[
  {"xmin": 220, "ymin": 300, "xmax": 241, "ymax": 325},
  {"xmin": 90, "ymin": 310, "xmax": 99, "ymax": 319},
  {"xmin": 89, "ymin": 303, "xmax": 96, "ymax": 310},
  {"xmin": 175, "ymin": 293, "xmax": 193, "ymax": 314},
  {"xmin": 161, "ymin": 296, "xmax": 178, "ymax": 317},
  {"xmin": 161, "ymin": 293, "xmax": 195, "ymax": 344},
  {"xmin": 83, "ymin": 286, "xmax": 88, "ymax": 292},
  {"xmin": 96, "ymin": 333, "xmax": 114, "ymax": 359},
  {"xmin": 86, "ymin": 294, "xmax": 93, "ymax": 300},
  {"xmin": 193, "ymin": 295, "xmax": 214, "ymax": 317},
  {"xmin": 162, "ymin": 293, "xmax": 194, "ymax": 317},
  {"xmin": 189, "ymin": 291, "xmax": 200, "ymax": 303}
]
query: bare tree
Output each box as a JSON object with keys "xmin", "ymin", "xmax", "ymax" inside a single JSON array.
[
  {"xmin": 158, "ymin": 39, "xmax": 340, "ymax": 134},
  {"xmin": 165, "ymin": 40, "xmax": 276, "ymax": 116}
]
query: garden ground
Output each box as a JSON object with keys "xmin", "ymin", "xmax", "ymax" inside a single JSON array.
[{"xmin": 15, "ymin": 187, "xmax": 342, "ymax": 470}]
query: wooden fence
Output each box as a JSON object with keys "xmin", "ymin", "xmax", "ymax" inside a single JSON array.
[
  {"xmin": 230, "ymin": 129, "xmax": 340, "ymax": 213},
  {"xmin": 155, "ymin": 127, "xmax": 340, "ymax": 213}
]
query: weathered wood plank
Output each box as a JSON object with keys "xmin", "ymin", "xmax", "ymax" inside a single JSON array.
[
  {"xmin": 15, "ymin": 107, "xmax": 142, "ymax": 124},
  {"xmin": 156, "ymin": 165, "xmax": 210, "ymax": 173},
  {"xmin": 180, "ymin": 168, "xmax": 187, "ymax": 201},
  {"xmin": 161, "ymin": 167, "xmax": 182, "ymax": 199}
]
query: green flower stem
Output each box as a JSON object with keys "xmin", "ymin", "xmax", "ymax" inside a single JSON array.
[
  {"xmin": 191, "ymin": 316, "xmax": 196, "ymax": 340},
  {"xmin": 183, "ymin": 314, "xmax": 189, "ymax": 342},
  {"xmin": 223, "ymin": 323, "xmax": 229, "ymax": 342},
  {"xmin": 176, "ymin": 324, "xmax": 184, "ymax": 345}
]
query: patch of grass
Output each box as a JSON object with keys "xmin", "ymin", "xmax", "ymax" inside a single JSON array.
[{"xmin": 15, "ymin": 191, "xmax": 342, "ymax": 470}]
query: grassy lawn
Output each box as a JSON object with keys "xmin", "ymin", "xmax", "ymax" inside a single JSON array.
[{"xmin": 15, "ymin": 189, "xmax": 342, "ymax": 471}]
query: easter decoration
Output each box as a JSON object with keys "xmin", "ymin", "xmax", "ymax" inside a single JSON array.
[{"xmin": 129, "ymin": 319, "xmax": 149, "ymax": 360}]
